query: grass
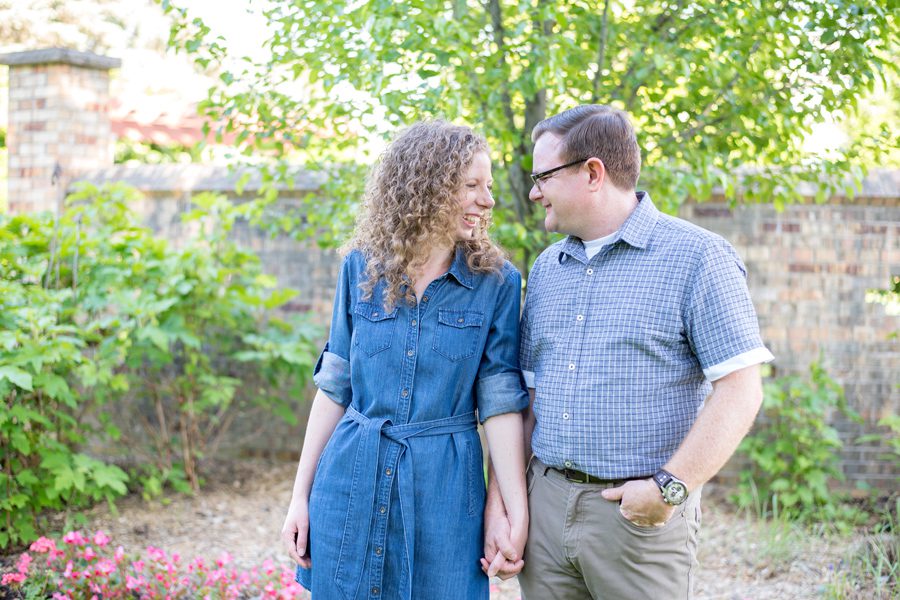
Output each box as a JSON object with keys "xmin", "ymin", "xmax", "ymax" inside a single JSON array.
[{"xmin": 824, "ymin": 498, "xmax": 899, "ymax": 600}]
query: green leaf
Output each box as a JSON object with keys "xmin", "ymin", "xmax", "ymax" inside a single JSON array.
[
  {"xmin": 92, "ymin": 465, "xmax": 129, "ymax": 496},
  {"xmin": 0, "ymin": 366, "xmax": 33, "ymax": 391}
]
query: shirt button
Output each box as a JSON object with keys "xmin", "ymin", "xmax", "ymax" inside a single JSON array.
[
  {"xmin": 372, "ymin": 587, "xmax": 380, "ymax": 595},
  {"xmin": 457, "ymin": 317, "xmax": 464, "ymax": 323},
  {"xmin": 411, "ymin": 319, "xmax": 417, "ymax": 326},
  {"xmin": 379, "ymin": 506, "xmax": 386, "ymax": 514},
  {"xmin": 385, "ymin": 468, "xmax": 392, "ymax": 476},
  {"xmin": 407, "ymin": 350, "xmax": 415, "ymax": 357},
  {"xmin": 586, "ymin": 268, "xmax": 594, "ymax": 275},
  {"xmin": 422, "ymin": 296, "xmax": 429, "ymax": 302},
  {"xmin": 562, "ymin": 412, "xmax": 570, "ymax": 420},
  {"xmin": 401, "ymin": 389, "xmax": 409, "ymax": 397},
  {"xmin": 568, "ymin": 363, "xmax": 575, "ymax": 370},
  {"xmin": 375, "ymin": 546, "xmax": 382, "ymax": 556},
  {"xmin": 576, "ymin": 315, "xmax": 584, "ymax": 321},
  {"xmin": 564, "ymin": 460, "xmax": 573, "ymax": 468},
  {"xmin": 372, "ymin": 311, "xmax": 379, "ymax": 317}
]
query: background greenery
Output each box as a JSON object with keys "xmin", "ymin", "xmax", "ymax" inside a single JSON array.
[
  {"xmin": 162, "ymin": 0, "xmax": 896, "ymax": 272},
  {"xmin": 0, "ymin": 183, "xmax": 321, "ymax": 549}
]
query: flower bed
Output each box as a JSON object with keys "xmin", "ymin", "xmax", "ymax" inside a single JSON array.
[{"xmin": 1, "ymin": 530, "xmax": 307, "ymax": 599}]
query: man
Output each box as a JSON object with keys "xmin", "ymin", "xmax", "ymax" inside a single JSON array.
[{"xmin": 482, "ymin": 105, "xmax": 774, "ymax": 599}]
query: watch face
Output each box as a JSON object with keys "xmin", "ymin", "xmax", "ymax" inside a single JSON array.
[{"xmin": 664, "ymin": 482, "xmax": 688, "ymax": 505}]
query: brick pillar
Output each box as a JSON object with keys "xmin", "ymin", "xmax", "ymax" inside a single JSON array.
[{"xmin": 0, "ymin": 48, "xmax": 121, "ymax": 213}]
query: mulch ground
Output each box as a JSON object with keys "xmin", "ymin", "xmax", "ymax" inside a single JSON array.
[{"xmin": 6, "ymin": 460, "xmax": 889, "ymax": 599}]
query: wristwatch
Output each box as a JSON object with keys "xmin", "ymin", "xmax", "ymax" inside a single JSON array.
[{"xmin": 652, "ymin": 469, "xmax": 689, "ymax": 505}]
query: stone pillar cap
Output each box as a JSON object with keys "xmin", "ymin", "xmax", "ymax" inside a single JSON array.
[{"xmin": 0, "ymin": 47, "xmax": 121, "ymax": 69}]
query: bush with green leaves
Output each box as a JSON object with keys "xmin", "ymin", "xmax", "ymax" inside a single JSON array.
[
  {"xmin": 734, "ymin": 361, "xmax": 861, "ymax": 523},
  {"xmin": 0, "ymin": 183, "xmax": 321, "ymax": 549}
]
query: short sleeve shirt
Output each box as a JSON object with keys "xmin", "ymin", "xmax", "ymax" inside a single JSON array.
[{"xmin": 520, "ymin": 193, "xmax": 773, "ymax": 479}]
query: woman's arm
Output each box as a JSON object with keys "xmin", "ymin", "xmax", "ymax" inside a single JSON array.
[
  {"xmin": 280, "ymin": 389, "xmax": 347, "ymax": 567},
  {"xmin": 482, "ymin": 411, "xmax": 528, "ymax": 566}
]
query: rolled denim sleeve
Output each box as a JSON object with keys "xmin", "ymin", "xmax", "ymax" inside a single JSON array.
[
  {"xmin": 313, "ymin": 344, "xmax": 352, "ymax": 407},
  {"xmin": 312, "ymin": 256, "xmax": 354, "ymax": 407},
  {"xmin": 475, "ymin": 265, "xmax": 530, "ymax": 422}
]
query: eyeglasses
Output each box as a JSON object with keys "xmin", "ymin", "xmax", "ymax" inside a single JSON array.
[{"xmin": 530, "ymin": 158, "xmax": 589, "ymax": 191}]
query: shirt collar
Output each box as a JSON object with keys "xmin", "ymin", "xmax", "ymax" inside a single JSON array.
[
  {"xmin": 447, "ymin": 245, "xmax": 475, "ymax": 289},
  {"xmin": 557, "ymin": 191, "xmax": 658, "ymax": 263},
  {"xmin": 618, "ymin": 191, "xmax": 658, "ymax": 249}
]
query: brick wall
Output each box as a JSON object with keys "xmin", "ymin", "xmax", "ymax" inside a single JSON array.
[
  {"xmin": 1, "ymin": 49, "xmax": 119, "ymax": 213},
  {"xmin": 681, "ymin": 194, "xmax": 899, "ymax": 488},
  {"xmin": 71, "ymin": 165, "xmax": 898, "ymax": 489}
]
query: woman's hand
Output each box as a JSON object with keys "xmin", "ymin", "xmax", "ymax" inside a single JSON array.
[
  {"xmin": 281, "ymin": 496, "xmax": 311, "ymax": 568},
  {"xmin": 281, "ymin": 389, "xmax": 347, "ymax": 569}
]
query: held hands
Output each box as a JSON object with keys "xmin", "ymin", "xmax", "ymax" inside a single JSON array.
[
  {"xmin": 601, "ymin": 478, "xmax": 675, "ymax": 527},
  {"xmin": 280, "ymin": 497, "xmax": 311, "ymax": 568},
  {"xmin": 480, "ymin": 501, "xmax": 526, "ymax": 580}
]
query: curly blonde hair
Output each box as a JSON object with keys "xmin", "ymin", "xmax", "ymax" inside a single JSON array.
[{"xmin": 343, "ymin": 120, "xmax": 505, "ymax": 309}]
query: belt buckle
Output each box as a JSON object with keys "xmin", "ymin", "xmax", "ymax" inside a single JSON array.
[{"xmin": 563, "ymin": 468, "xmax": 587, "ymax": 483}]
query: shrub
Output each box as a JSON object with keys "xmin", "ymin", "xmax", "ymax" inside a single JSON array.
[
  {"xmin": 733, "ymin": 361, "xmax": 861, "ymax": 523},
  {"xmin": 0, "ymin": 530, "xmax": 307, "ymax": 599},
  {"xmin": 0, "ymin": 184, "xmax": 321, "ymax": 549}
]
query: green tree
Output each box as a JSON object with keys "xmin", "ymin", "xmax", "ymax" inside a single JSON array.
[{"xmin": 163, "ymin": 0, "xmax": 895, "ymax": 270}]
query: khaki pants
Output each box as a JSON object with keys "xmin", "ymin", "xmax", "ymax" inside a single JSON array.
[{"xmin": 519, "ymin": 458, "xmax": 701, "ymax": 600}]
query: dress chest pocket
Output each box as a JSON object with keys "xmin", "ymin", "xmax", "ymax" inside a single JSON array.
[
  {"xmin": 433, "ymin": 309, "xmax": 484, "ymax": 362},
  {"xmin": 353, "ymin": 302, "xmax": 398, "ymax": 356}
]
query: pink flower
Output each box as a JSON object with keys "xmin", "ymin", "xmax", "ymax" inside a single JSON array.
[
  {"xmin": 147, "ymin": 546, "xmax": 167, "ymax": 562},
  {"xmin": 92, "ymin": 530, "xmax": 110, "ymax": 547},
  {"xmin": 82, "ymin": 546, "xmax": 97, "ymax": 561},
  {"xmin": 1, "ymin": 572, "xmax": 26, "ymax": 585},
  {"xmin": 216, "ymin": 551, "xmax": 233, "ymax": 567},
  {"xmin": 95, "ymin": 558, "xmax": 116, "ymax": 576},
  {"xmin": 132, "ymin": 559, "xmax": 145, "ymax": 573},
  {"xmin": 62, "ymin": 531, "xmax": 87, "ymax": 546},
  {"xmin": 16, "ymin": 552, "xmax": 32, "ymax": 574},
  {"xmin": 51, "ymin": 593, "xmax": 72, "ymax": 600},
  {"xmin": 125, "ymin": 575, "xmax": 142, "ymax": 590},
  {"xmin": 62, "ymin": 560, "xmax": 75, "ymax": 579},
  {"xmin": 29, "ymin": 536, "xmax": 57, "ymax": 553},
  {"xmin": 114, "ymin": 546, "xmax": 125, "ymax": 563}
]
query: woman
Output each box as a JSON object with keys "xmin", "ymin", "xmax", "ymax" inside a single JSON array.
[{"xmin": 281, "ymin": 121, "xmax": 529, "ymax": 599}]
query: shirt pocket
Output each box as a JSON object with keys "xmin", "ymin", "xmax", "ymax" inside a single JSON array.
[
  {"xmin": 433, "ymin": 309, "xmax": 484, "ymax": 362},
  {"xmin": 353, "ymin": 302, "xmax": 398, "ymax": 357}
]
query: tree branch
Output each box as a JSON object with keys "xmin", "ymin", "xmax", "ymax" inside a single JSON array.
[
  {"xmin": 612, "ymin": 2, "xmax": 683, "ymax": 99},
  {"xmin": 485, "ymin": 0, "xmax": 517, "ymax": 136},
  {"xmin": 658, "ymin": 40, "xmax": 763, "ymax": 146},
  {"xmin": 591, "ymin": 0, "xmax": 612, "ymax": 103}
]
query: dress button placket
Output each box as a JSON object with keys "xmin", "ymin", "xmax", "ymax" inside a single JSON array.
[{"xmin": 370, "ymin": 446, "xmax": 397, "ymax": 595}]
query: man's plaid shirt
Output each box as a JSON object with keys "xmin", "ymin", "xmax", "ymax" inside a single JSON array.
[{"xmin": 520, "ymin": 193, "xmax": 773, "ymax": 479}]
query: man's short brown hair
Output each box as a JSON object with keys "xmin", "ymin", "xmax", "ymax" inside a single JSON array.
[{"xmin": 532, "ymin": 105, "xmax": 641, "ymax": 191}]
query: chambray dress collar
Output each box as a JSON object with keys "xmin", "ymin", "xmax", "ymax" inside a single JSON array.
[
  {"xmin": 557, "ymin": 191, "xmax": 659, "ymax": 264},
  {"xmin": 447, "ymin": 245, "xmax": 475, "ymax": 289}
]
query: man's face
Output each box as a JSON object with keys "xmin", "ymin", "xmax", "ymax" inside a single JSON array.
[{"xmin": 529, "ymin": 133, "xmax": 586, "ymax": 236}]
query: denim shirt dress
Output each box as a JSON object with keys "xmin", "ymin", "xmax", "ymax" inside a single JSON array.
[{"xmin": 296, "ymin": 248, "xmax": 529, "ymax": 600}]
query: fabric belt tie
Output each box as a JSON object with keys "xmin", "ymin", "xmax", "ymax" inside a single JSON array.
[{"xmin": 335, "ymin": 405, "xmax": 477, "ymax": 600}]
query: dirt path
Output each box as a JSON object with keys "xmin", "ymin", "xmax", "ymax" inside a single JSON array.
[{"xmin": 81, "ymin": 461, "xmax": 869, "ymax": 599}]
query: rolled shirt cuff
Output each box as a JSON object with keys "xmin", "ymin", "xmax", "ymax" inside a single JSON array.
[
  {"xmin": 522, "ymin": 370, "xmax": 535, "ymax": 389},
  {"xmin": 313, "ymin": 348, "xmax": 352, "ymax": 407},
  {"xmin": 476, "ymin": 371, "xmax": 530, "ymax": 423},
  {"xmin": 704, "ymin": 347, "xmax": 775, "ymax": 382}
]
